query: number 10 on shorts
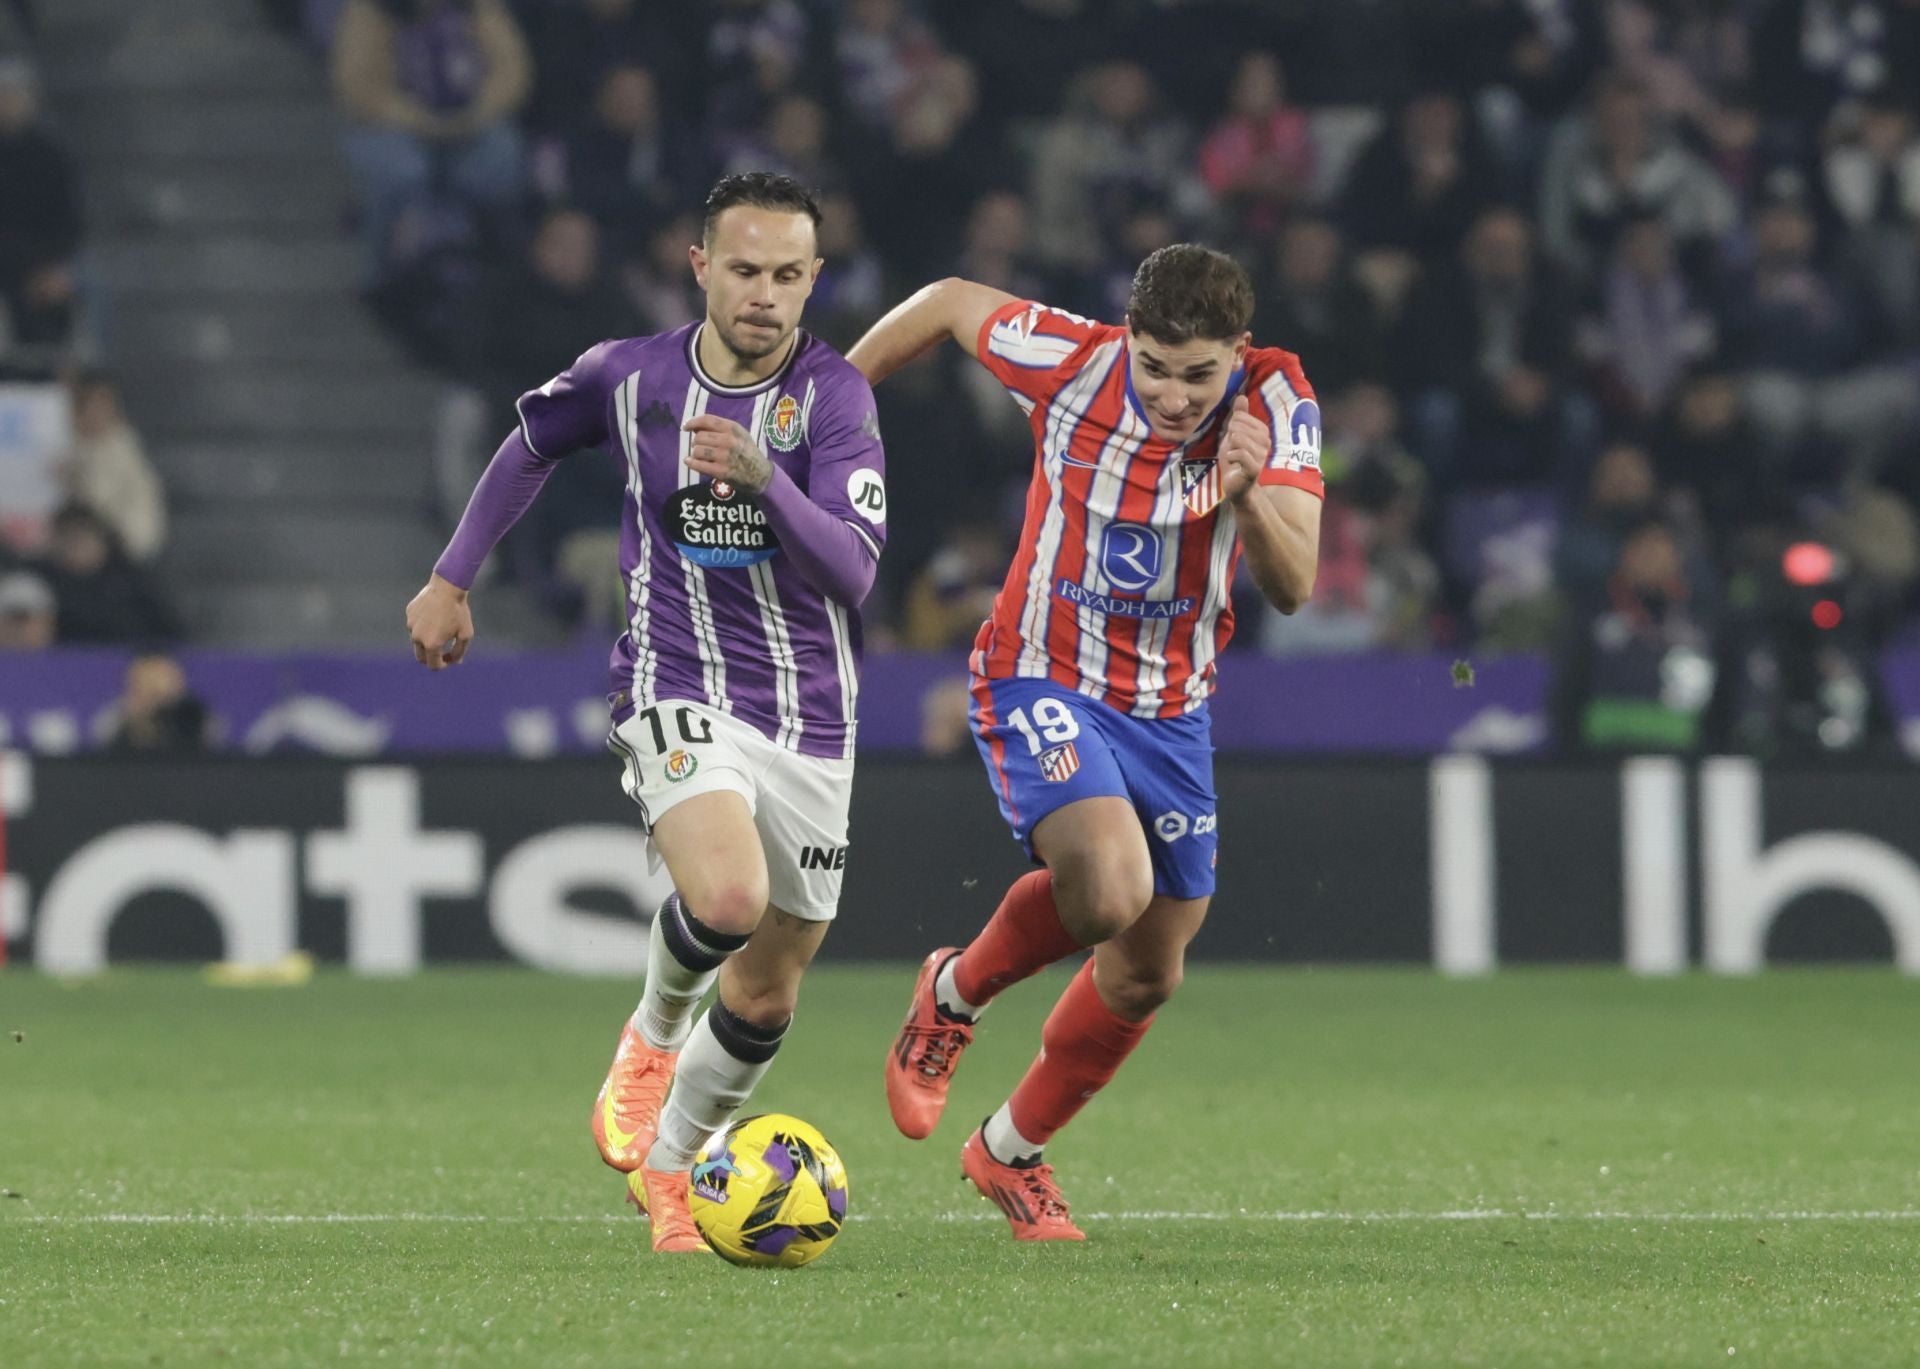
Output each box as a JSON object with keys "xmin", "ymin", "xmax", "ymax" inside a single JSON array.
[{"xmin": 635, "ymin": 704, "xmax": 714, "ymax": 753}]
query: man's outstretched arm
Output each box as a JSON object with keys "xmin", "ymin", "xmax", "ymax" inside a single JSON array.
[{"xmin": 846, "ymin": 277, "xmax": 1020, "ymax": 384}]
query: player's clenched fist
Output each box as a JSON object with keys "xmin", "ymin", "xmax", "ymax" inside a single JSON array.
[
  {"xmin": 1218, "ymin": 393, "xmax": 1271, "ymax": 504},
  {"xmin": 407, "ymin": 574, "xmax": 474, "ymax": 670},
  {"xmin": 684, "ymin": 414, "xmax": 775, "ymax": 494}
]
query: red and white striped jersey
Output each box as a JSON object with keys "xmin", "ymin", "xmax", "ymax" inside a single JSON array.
[{"xmin": 970, "ymin": 298, "xmax": 1323, "ymax": 718}]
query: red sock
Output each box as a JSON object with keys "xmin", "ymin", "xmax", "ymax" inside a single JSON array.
[
  {"xmin": 1005, "ymin": 961, "xmax": 1153, "ymax": 1146},
  {"xmin": 951, "ymin": 871, "xmax": 1083, "ymax": 1007}
]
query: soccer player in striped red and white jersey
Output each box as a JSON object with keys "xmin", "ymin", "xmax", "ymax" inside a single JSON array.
[{"xmin": 850, "ymin": 245, "xmax": 1322, "ymax": 1240}]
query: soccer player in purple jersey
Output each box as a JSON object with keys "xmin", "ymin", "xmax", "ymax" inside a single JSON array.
[{"xmin": 406, "ymin": 173, "xmax": 887, "ymax": 1254}]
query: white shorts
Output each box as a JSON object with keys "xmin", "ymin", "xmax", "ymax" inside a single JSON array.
[{"xmin": 608, "ymin": 700, "xmax": 855, "ymax": 921}]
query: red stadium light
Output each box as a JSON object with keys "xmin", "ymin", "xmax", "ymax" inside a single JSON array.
[
  {"xmin": 1812, "ymin": 599, "xmax": 1844, "ymax": 630},
  {"xmin": 1783, "ymin": 541, "xmax": 1836, "ymax": 587}
]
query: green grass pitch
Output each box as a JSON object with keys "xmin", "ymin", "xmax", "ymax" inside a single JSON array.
[{"xmin": 3, "ymin": 966, "xmax": 1917, "ymax": 1367}]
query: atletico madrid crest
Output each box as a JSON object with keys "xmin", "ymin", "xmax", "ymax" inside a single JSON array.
[
  {"xmin": 1039, "ymin": 742, "xmax": 1080, "ymax": 783},
  {"xmin": 766, "ymin": 394, "xmax": 804, "ymax": 451},
  {"xmin": 1181, "ymin": 458, "xmax": 1223, "ymax": 515}
]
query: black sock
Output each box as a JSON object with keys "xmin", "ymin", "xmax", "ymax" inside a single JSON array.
[
  {"xmin": 657, "ymin": 892, "xmax": 751, "ymax": 973},
  {"xmin": 708, "ymin": 999, "xmax": 789, "ymax": 1065}
]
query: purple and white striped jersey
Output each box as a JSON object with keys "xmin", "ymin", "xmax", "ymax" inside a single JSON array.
[{"xmin": 517, "ymin": 324, "xmax": 887, "ymax": 760}]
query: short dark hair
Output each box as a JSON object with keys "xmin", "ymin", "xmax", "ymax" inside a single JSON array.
[
  {"xmin": 702, "ymin": 172, "xmax": 823, "ymax": 244},
  {"xmin": 1126, "ymin": 244, "xmax": 1255, "ymax": 345}
]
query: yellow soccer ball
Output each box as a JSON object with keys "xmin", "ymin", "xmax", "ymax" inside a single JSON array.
[{"xmin": 688, "ymin": 1114, "xmax": 849, "ymax": 1268}]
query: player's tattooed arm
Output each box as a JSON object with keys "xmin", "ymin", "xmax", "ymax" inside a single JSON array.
[
  {"xmin": 682, "ymin": 415, "xmax": 775, "ymax": 494},
  {"xmin": 847, "ymin": 278, "xmax": 1020, "ymax": 384},
  {"xmin": 1220, "ymin": 396, "xmax": 1320, "ymax": 613}
]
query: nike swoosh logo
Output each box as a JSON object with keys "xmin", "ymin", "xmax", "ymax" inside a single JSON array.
[
  {"xmin": 1056, "ymin": 455, "xmax": 1101, "ymax": 470},
  {"xmin": 601, "ymin": 1087, "xmax": 640, "ymax": 1151}
]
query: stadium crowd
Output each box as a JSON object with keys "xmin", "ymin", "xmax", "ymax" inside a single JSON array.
[
  {"xmin": 6, "ymin": 0, "xmax": 1920, "ymax": 754},
  {"xmin": 0, "ymin": 22, "xmax": 178, "ymax": 660}
]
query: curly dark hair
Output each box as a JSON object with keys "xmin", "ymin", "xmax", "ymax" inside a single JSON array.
[
  {"xmin": 1126, "ymin": 244, "xmax": 1255, "ymax": 344},
  {"xmin": 702, "ymin": 172, "xmax": 823, "ymax": 244}
]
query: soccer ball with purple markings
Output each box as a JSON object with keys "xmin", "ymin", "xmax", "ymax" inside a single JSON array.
[{"xmin": 687, "ymin": 1113, "xmax": 848, "ymax": 1268}]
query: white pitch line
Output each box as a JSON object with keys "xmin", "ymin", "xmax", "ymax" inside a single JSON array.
[{"xmin": 8, "ymin": 1210, "xmax": 1920, "ymax": 1227}]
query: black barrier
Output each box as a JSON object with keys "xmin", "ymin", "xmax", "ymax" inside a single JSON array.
[{"xmin": 1, "ymin": 755, "xmax": 1915, "ymax": 972}]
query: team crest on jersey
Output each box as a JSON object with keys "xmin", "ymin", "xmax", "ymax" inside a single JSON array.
[
  {"xmin": 766, "ymin": 394, "xmax": 804, "ymax": 451},
  {"xmin": 665, "ymin": 749, "xmax": 698, "ymax": 782},
  {"xmin": 1181, "ymin": 458, "xmax": 1223, "ymax": 516},
  {"xmin": 1039, "ymin": 742, "xmax": 1080, "ymax": 783}
]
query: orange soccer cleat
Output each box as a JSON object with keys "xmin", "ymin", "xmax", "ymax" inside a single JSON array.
[
  {"xmin": 591, "ymin": 1021, "xmax": 678, "ymax": 1172},
  {"xmin": 884, "ymin": 948, "xmax": 975, "ymax": 1140},
  {"xmin": 960, "ymin": 1127, "xmax": 1086, "ymax": 1242},
  {"xmin": 625, "ymin": 1165, "xmax": 707, "ymax": 1253}
]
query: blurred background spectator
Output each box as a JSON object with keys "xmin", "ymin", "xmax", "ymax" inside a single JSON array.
[
  {"xmin": 40, "ymin": 503, "xmax": 181, "ymax": 646},
  {"xmin": 103, "ymin": 652, "xmax": 213, "ymax": 754},
  {"xmin": 0, "ymin": 567, "xmax": 54, "ymax": 651},
  {"xmin": 60, "ymin": 370, "xmax": 166, "ymax": 565},
  {"xmin": 331, "ymin": 0, "xmax": 532, "ymax": 293},
  {"xmin": 0, "ymin": 54, "xmax": 81, "ymax": 364},
  {"xmin": 1551, "ymin": 514, "xmax": 1720, "ymax": 754}
]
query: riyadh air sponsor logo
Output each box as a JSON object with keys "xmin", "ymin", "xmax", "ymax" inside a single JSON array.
[
  {"xmin": 1098, "ymin": 523, "xmax": 1162, "ymax": 592},
  {"xmin": 1055, "ymin": 579, "xmax": 1195, "ymax": 619}
]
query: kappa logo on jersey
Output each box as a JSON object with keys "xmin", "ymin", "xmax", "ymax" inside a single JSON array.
[
  {"xmin": 1098, "ymin": 523, "xmax": 1162, "ymax": 593},
  {"xmin": 1181, "ymin": 458, "xmax": 1223, "ymax": 516},
  {"xmin": 667, "ymin": 482, "xmax": 780, "ymax": 568},
  {"xmin": 847, "ymin": 468, "xmax": 887, "ymax": 524},
  {"xmin": 1038, "ymin": 741, "xmax": 1080, "ymax": 783},
  {"xmin": 664, "ymin": 749, "xmax": 698, "ymax": 782},
  {"xmin": 766, "ymin": 393, "xmax": 805, "ymax": 451},
  {"xmin": 1275, "ymin": 398, "xmax": 1322, "ymax": 473},
  {"xmin": 639, "ymin": 399, "xmax": 676, "ymax": 430}
]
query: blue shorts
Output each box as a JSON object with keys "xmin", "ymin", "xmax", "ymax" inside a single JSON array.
[{"xmin": 968, "ymin": 675, "xmax": 1218, "ymax": 899}]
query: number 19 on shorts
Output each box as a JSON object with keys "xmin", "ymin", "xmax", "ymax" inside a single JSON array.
[{"xmin": 1006, "ymin": 699, "xmax": 1081, "ymax": 755}]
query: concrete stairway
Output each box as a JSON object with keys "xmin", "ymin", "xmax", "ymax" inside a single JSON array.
[{"xmin": 35, "ymin": 0, "xmax": 542, "ymax": 648}]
